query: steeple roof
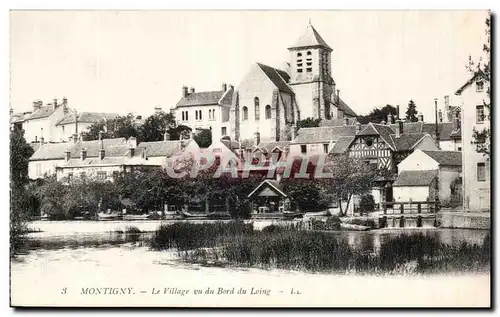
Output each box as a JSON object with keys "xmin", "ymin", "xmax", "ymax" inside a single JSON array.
[{"xmin": 288, "ymin": 24, "xmax": 332, "ymax": 51}]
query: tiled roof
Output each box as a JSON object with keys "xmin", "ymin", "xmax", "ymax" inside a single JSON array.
[
  {"xmin": 289, "ymin": 24, "xmax": 332, "ymax": 51},
  {"xmin": 219, "ymin": 88, "xmax": 234, "ymax": 106},
  {"xmin": 248, "ymin": 179, "xmax": 286, "ymax": 198},
  {"xmin": 27, "ymin": 106, "xmax": 57, "ymax": 120},
  {"xmin": 389, "ymin": 122, "xmax": 423, "ymax": 134},
  {"xmin": 56, "ymin": 112, "xmax": 120, "ymax": 125},
  {"xmin": 319, "ymin": 117, "xmax": 359, "ymax": 127},
  {"xmin": 136, "ymin": 140, "xmax": 182, "ymax": 158},
  {"xmin": 221, "ymin": 139, "xmax": 241, "ymax": 150},
  {"xmin": 294, "ymin": 126, "xmax": 358, "ymax": 144},
  {"xmin": 256, "ymin": 63, "xmax": 294, "ymax": 94},
  {"xmin": 257, "ymin": 141, "xmax": 291, "ymax": 152},
  {"xmin": 422, "ymin": 150, "xmax": 462, "ymax": 166},
  {"xmin": 371, "ymin": 124, "xmax": 397, "ymax": 150},
  {"xmin": 422, "ymin": 123, "xmax": 457, "ymax": 141},
  {"xmin": 29, "ymin": 143, "xmax": 42, "ymax": 152},
  {"xmin": 330, "ymin": 136, "xmax": 355, "ymax": 154},
  {"xmin": 176, "ymin": 91, "xmax": 225, "ymax": 108},
  {"xmin": 393, "ymin": 170, "xmax": 438, "ymax": 187},
  {"xmin": 335, "ymin": 98, "xmax": 357, "ymax": 117},
  {"xmin": 389, "ymin": 133, "xmax": 427, "ymax": 151},
  {"xmin": 10, "ymin": 112, "xmax": 28, "ymax": 123},
  {"xmin": 30, "ymin": 138, "xmax": 130, "ymax": 161}
]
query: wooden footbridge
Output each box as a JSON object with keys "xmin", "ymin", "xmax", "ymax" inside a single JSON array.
[{"xmin": 378, "ymin": 201, "xmax": 439, "ymax": 228}]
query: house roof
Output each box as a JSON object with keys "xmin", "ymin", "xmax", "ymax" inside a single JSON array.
[
  {"xmin": 136, "ymin": 140, "xmax": 182, "ymax": 158},
  {"xmin": 393, "ymin": 170, "xmax": 438, "ymax": 187},
  {"xmin": 248, "ymin": 179, "xmax": 287, "ymax": 198},
  {"xmin": 56, "ymin": 112, "xmax": 120, "ymax": 125},
  {"xmin": 389, "ymin": 133, "xmax": 428, "ymax": 151},
  {"xmin": 176, "ymin": 90, "xmax": 226, "ymax": 108},
  {"xmin": 421, "ymin": 150, "xmax": 462, "ymax": 166},
  {"xmin": 388, "ymin": 122, "xmax": 460, "ymax": 141},
  {"xmin": 257, "ymin": 141, "xmax": 291, "ymax": 153},
  {"xmin": 256, "ymin": 63, "xmax": 294, "ymax": 94},
  {"xmin": 294, "ymin": 125, "xmax": 358, "ymax": 144},
  {"xmin": 288, "ymin": 24, "xmax": 332, "ymax": 51},
  {"xmin": 319, "ymin": 117, "xmax": 359, "ymax": 127},
  {"xmin": 30, "ymin": 138, "xmax": 130, "ymax": 161},
  {"xmin": 26, "ymin": 106, "xmax": 57, "ymax": 120},
  {"xmin": 10, "ymin": 112, "xmax": 29, "ymax": 124},
  {"xmin": 455, "ymin": 69, "xmax": 489, "ymax": 95},
  {"xmin": 329, "ymin": 136, "xmax": 355, "ymax": 154},
  {"xmin": 29, "ymin": 143, "xmax": 42, "ymax": 152},
  {"xmin": 334, "ymin": 98, "xmax": 357, "ymax": 117}
]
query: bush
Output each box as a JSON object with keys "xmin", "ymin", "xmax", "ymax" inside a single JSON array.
[{"xmin": 359, "ymin": 194, "xmax": 375, "ymax": 213}]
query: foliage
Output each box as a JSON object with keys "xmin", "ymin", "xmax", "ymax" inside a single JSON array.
[
  {"xmin": 141, "ymin": 111, "xmax": 176, "ymax": 142},
  {"xmin": 296, "ymin": 117, "xmax": 321, "ymax": 129},
  {"xmin": 193, "ymin": 129, "xmax": 212, "ymax": 148},
  {"xmin": 405, "ymin": 100, "xmax": 418, "ymax": 122},
  {"xmin": 10, "ymin": 126, "xmax": 34, "ymax": 186},
  {"xmin": 357, "ymin": 105, "xmax": 398, "ymax": 124},
  {"xmin": 359, "ymin": 194, "xmax": 376, "ymax": 213}
]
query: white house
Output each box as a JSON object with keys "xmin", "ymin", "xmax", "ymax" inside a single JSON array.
[
  {"xmin": 21, "ymin": 99, "xmax": 69, "ymax": 143},
  {"xmin": 395, "ymin": 149, "xmax": 462, "ymax": 204},
  {"xmin": 455, "ymin": 69, "xmax": 490, "ymax": 212}
]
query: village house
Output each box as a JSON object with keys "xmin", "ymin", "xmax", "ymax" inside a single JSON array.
[
  {"xmin": 229, "ymin": 23, "xmax": 357, "ymax": 144},
  {"xmin": 19, "ymin": 98, "xmax": 70, "ymax": 143},
  {"xmin": 54, "ymin": 111, "xmax": 120, "ymax": 142},
  {"xmin": 455, "ymin": 69, "xmax": 490, "ymax": 212},
  {"xmin": 172, "ymin": 84, "xmax": 234, "ymax": 142},
  {"xmin": 394, "ymin": 149, "xmax": 462, "ymax": 204}
]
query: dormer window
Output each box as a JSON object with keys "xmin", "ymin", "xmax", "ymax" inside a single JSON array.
[{"xmin": 476, "ymin": 80, "xmax": 484, "ymax": 92}]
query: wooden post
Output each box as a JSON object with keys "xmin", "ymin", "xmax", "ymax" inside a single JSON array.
[{"xmin": 400, "ymin": 203, "xmax": 404, "ymax": 214}]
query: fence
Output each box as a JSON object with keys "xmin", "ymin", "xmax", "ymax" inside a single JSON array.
[{"xmin": 378, "ymin": 201, "xmax": 439, "ymax": 228}]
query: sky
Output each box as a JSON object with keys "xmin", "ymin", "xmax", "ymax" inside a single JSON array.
[{"xmin": 10, "ymin": 10, "xmax": 489, "ymax": 121}]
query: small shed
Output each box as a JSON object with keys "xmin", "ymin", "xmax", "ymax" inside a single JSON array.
[{"xmin": 393, "ymin": 170, "xmax": 438, "ymax": 202}]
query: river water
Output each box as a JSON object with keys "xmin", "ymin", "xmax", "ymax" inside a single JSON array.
[{"xmin": 10, "ymin": 220, "xmax": 490, "ymax": 307}]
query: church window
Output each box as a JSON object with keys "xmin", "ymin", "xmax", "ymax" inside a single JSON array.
[
  {"xmin": 243, "ymin": 107, "xmax": 248, "ymax": 120},
  {"xmin": 254, "ymin": 97, "xmax": 260, "ymax": 120},
  {"xmin": 265, "ymin": 105, "xmax": 271, "ymax": 119}
]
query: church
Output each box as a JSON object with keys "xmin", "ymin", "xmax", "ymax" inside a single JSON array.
[{"xmin": 228, "ymin": 23, "xmax": 357, "ymax": 144}]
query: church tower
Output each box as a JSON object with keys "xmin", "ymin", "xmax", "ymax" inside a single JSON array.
[{"xmin": 288, "ymin": 23, "xmax": 336, "ymax": 120}]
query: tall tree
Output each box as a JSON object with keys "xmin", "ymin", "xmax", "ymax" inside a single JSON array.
[
  {"xmin": 10, "ymin": 126, "xmax": 34, "ymax": 187},
  {"xmin": 405, "ymin": 100, "xmax": 418, "ymax": 122},
  {"xmin": 357, "ymin": 105, "xmax": 398, "ymax": 124},
  {"xmin": 193, "ymin": 129, "xmax": 212, "ymax": 148},
  {"xmin": 470, "ymin": 15, "xmax": 491, "ymax": 159},
  {"xmin": 82, "ymin": 113, "xmax": 142, "ymax": 141},
  {"xmin": 141, "ymin": 111, "xmax": 176, "ymax": 142}
]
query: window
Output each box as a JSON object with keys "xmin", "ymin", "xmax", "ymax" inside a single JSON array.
[
  {"xmin": 297, "ymin": 52, "xmax": 302, "ymax": 57},
  {"xmin": 182, "ymin": 110, "xmax": 189, "ymax": 121},
  {"xmin": 300, "ymin": 145, "xmax": 307, "ymax": 154},
  {"xmin": 62, "ymin": 126, "xmax": 65, "ymax": 133},
  {"xmin": 265, "ymin": 105, "xmax": 271, "ymax": 119},
  {"xmin": 254, "ymin": 97, "xmax": 260, "ymax": 120},
  {"xmin": 297, "ymin": 69, "xmax": 303, "ymax": 73},
  {"xmin": 365, "ymin": 138, "xmax": 373, "ymax": 147},
  {"xmin": 307, "ymin": 51, "xmax": 311, "ymax": 56},
  {"xmin": 306, "ymin": 62, "xmax": 312, "ymax": 66},
  {"xmin": 477, "ymin": 81, "xmax": 484, "ymax": 92},
  {"xmin": 323, "ymin": 144, "xmax": 329, "ymax": 153},
  {"xmin": 182, "ymin": 111, "xmax": 185, "ymax": 121},
  {"xmin": 458, "ymin": 147, "xmax": 462, "ymax": 151},
  {"xmin": 185, "ymin": 111, "xmax": 188, "ymax": 121},
  {"xmin": 242, "ymin": 106, "xmax": 248, "ymax": 120},
  {"xmin": 195, "ymin": 110, "xmax": 198, "ymax": 120},
  {"xmin": 221, "ymin": 127, "xmax": 227, "ymax": 136},
  {"xmin": 476, "ymin": 105, "xmax": 485, "ymax": 123},
  {"xmin": 477, "ymin": 162, "xmax": 486, "ymax": 182},
  {"xmin": 306, "ymin": 68, "xmax": 312, "ymax": 72},
  {"xmin": 97, "ymin": 171, "xmax": 107, "ymax": 180}
]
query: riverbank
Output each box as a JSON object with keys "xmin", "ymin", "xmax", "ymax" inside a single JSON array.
[{"xmin": 10, "ymin": 244, "xmax": 490, "ymax": 307}]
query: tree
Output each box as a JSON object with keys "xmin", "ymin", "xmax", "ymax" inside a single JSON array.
[
  {"xmin": 82, "ymin": 114, "xmax": 142, "ymax": 141},
  {"xmin": 141, "ymin": 111, "xmax": 176, "ymax": 142},
  {"xmin": 357, "ymin": 105, "xmax": 398, "ymax": 124},
  {"xmin": 193, "ymin": 129, "xmax": 212, "ymax": 148},
  {"xmin": 168, "ymin": 124, "xmax": 192, "ymax": 141},
  {"xmin": 469, "ymin": 15, "xmax": 491, "ymax": 159},
  {"xmin": 10, "ymin": 126, "xmax": 35, "ymax": 255},
  {"xmin": 319, "ymin": 154, "xmax": 378, "ymax": 216},
  {"xmin": 405, "ymin": 100, "xmax": 418, "ymax": 122},
  {"xmin": 81, "ymin": 120, "xmax": 108, "ymax": 140},
  {"xmin": 296, "ymin": 117, "xmax": 321, "ymax": 129}
]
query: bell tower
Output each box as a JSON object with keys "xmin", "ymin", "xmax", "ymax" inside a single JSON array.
[{"xmin": 288, "ymin": 23, "xmax": 336, "ymax": 120}]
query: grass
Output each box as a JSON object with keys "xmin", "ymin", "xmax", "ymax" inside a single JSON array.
[{"xmin": 150, "ymin": 221, "xmax": 490, "ymax": 274}]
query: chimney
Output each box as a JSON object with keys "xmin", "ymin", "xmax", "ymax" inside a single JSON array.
[
  {"xmin": 98, "ymin": 131, "xmax": 105, "ymax": 160},
  {"xmin": 387, "ymin": 113, "xmax": 393, "ymax": 125},
  {"xmin": 254, "ymin": 131, "xmax": 260, "ymax": 146},
  {"xmin": 9, "ymin": 108, "xmax": 13, "ymax": 115},
  {"xmin": 291, "ymin": 124, "xmax": 297, "ymax": 140},
  {"xmin": 65, "ymin": 149, "xmax": 71, "ymax": 161},
  {"xmin": 395, "ymin": 119, "xmax": 403, "ymax": 138},
  {"xmin": 182, "ymin": 86, "xmax": 189, "ymax": 97},
  {"xmin": 356, "ymin": 122, "xmax": 362, "ymax": 134},
  {"xmin": 164, "ymin": 132, "xmax": 170, "ymax": 141},
  {"xmin": 396, "ymin": 105, "xmax": 400, "ymax": 119},
  {"xmin": 444, "ymin": 95, "xmax": 450, "ymax": 109},
  {"xmin": 438, "ymin": 109, "xmax": 443, "ymax": 123},
  {"xmin": 53, "ymin": 98, "xmax": 58, "ymax": 110},
  {"xmin": 33, "ymin": 100, "xmax": 42, "ymax": 111},
  {"xmin": 154, "ymin": 107, "xmax": 162, "ymax": 114},
  {"xmin": 418, "ymin": 112, "xmax": 424, "ymax": 122},
  {"xmin": 336, "ymin": 89, "xmax": 340, "ymax": 104},
  {"xmin": 40, "ymin": 137, "xmax": 45, "ymax": 144},
  {"xmin": 222, "ymin": 83, "xmax": 227, "ymax": 91},
  {"xmin": 81, "ymin": 148, "xmax": 87, "ymax": 161},
  {"xmin": 62, "ymin": 97, "xmax": 68, "ymax": 106},
  {"xmin": 189, "ymin": 87, "xmax": 195, "ymax": 94},
  {"xmin": 343, "ymin": 117, "xmax": 349, "ymax": 126}
]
